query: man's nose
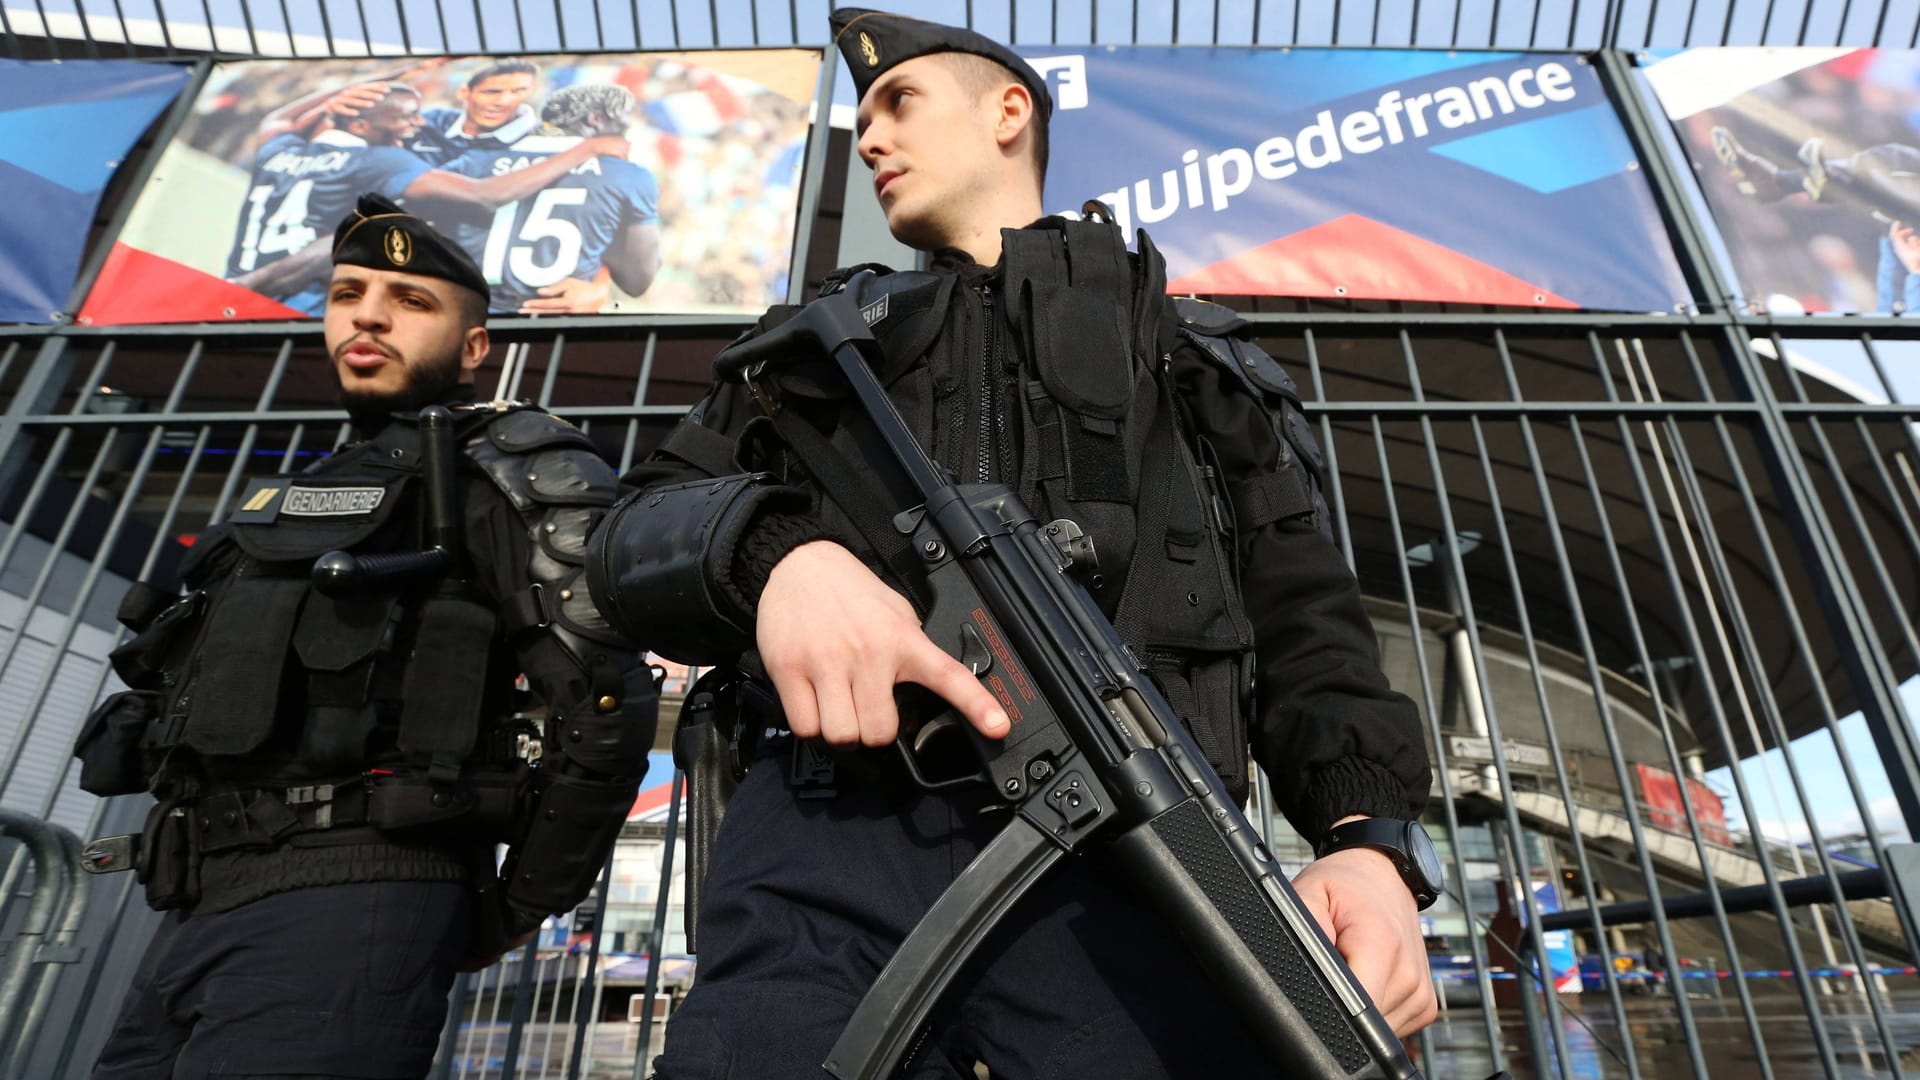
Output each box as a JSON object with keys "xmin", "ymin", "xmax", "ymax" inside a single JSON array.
[
  {"xmin": 857, "ymin": 120, "xmax": 889, "ymax": 167},
  {"xmin": 351, "ymin": 295, "xmax": 391, "ymax": 331}
]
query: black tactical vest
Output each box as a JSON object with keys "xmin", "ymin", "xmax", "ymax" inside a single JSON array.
[
  {"xmin": 790, "ymin": 220, "xmax": 1264, "ymax": 799},
  {"xmin": 139, "ymin": 413, "xmax": 513, "ymax": 791}
]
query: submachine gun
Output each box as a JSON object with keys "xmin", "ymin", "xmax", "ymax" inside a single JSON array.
[{"xmin": 715, "ymin": 288, "xmax": 1424, "ymax": 1080}]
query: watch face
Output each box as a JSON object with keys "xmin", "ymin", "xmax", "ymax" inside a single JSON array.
[{"xmin": 1407, "ymin": 822, "xmax": 1446, "ymax": 892}]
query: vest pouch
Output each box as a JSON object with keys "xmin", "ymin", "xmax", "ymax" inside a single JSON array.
[
  {"xmin": 137, "ymin": 798, "xmax": 200, "ymax": 910},
  {"xmin": 1148, "ymin": 651, "xmax": 1251, "ymax": 806},
  {"xmin": 180, "ymin": 576, "xmax": 307, "ymax": 758},
  {"xmin": 398, "ymin": 596, "xmax": 497, "ymax": 762},
  {"xmin": 1026, "ymin": 281, "xmax": 1136, "ymax": 504},
  {"xmin": 293, "ymin": 591, "xmax": 401, "ymax": 773},
  {"xmin": 1148, "ymin": 450, "xmax": 1250, "ymax": 652},
  {"xmin": 74, "ymin": 690, "xmax": 158, "ymax": 796},
  {"xmin": 364, "ymin": 765, "xmax": 526, "ymax": 839},
  {"xmin": 108, "ymin": 589, "xmax": 206, "ymax": 691}
]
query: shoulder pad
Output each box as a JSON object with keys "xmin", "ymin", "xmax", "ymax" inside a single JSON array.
[
  {"xmin": 820, "ymin": 262, "xmax": 898, "ymax": 296},
  {"xmin": 743, "ymin": 304, "xmax": 802, "ymax": 342},
  {"xmin": 1173, "ymin": 296, "xmax": 1251, "ymax": 338},
  {"xmin": 1175, "ymin": 301, "xmax": 1299, "ymax": 404},
  {"xmin": 464, "ymin": 410, "xmax": 617, "ymax": 513},
  {"xmin": 477, "ymin": 407, "xmax": 598, "ymax": 455}
]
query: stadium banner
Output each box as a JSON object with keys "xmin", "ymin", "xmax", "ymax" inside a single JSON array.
[
  {"xmin": 0, "ymin": 59, "xmax": 191, "ymax": 324},
  {"xmin": 1643, "ymin": 47, "xmax": 1920, "ymax": 315},
  {"xmin": 1016, "ymin": 47, "xmax": 1691, "ymax": 312},
  {"xmin": 76, "ymin": 49, "xmax": 821, "ymax": 324},
  {"xmin": 1635, "ymin": 763, "xmax": 1734, "ymax": 847}
]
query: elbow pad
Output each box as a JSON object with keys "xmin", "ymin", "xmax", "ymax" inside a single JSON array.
[{"xmin": 586, "ymin": 472, "xmax": 809, "ymax": 663}]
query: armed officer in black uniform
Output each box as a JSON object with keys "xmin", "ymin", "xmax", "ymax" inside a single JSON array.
[
  {"xmin": 79, "ymin": 194, "xmax": 657, "ymax": 1079},
  {"xmin": 588, "ymin": 11, "xmax": 1438, "ymax": 1077}
]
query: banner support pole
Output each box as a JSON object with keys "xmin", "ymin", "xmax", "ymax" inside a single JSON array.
[{"xmin": 785, "ymin": 47, "xmax": 838, "ymax": 306}]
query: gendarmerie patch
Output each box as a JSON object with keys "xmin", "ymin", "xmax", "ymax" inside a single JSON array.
[{"xmin": 229, "ymin": 479, "xmax": 386, "ymax": 524}]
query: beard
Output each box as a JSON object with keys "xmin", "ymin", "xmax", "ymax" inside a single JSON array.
[{"xmin": 336, "ymin": 338, "xmax": 465, "ymax": 431}]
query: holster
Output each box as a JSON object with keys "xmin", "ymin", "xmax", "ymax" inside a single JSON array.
[
  {"xmin": 673, "ymin": 667, "xmax": 749, "ymax": 954},
  {"xmin": 465, "ymin": 845, "xmax": 522, "ymax": 959}
]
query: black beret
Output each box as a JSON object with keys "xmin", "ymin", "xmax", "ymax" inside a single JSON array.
[
  {"xmin": 829, "ymin": 7, "xmax": 1052, "ymax": 119},
  {"xmin": 332, "ymin": 193, "xmax": 490, "ymax": 302}
]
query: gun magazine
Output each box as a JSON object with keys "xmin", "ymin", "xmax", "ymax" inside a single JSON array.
[{"xmin": 1112, "ymin": 798, "xmax": 1419, "ymax": 1079}]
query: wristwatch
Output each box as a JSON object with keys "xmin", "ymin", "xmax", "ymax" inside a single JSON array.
[{"xmin": 1316, "ymin": 818, "xmax": 1445, "ymax": 911}]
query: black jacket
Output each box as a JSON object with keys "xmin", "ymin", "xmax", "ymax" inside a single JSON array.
[{"xmin": 618, "ymin": 233, "xmax": 1428, "ymax": 841}]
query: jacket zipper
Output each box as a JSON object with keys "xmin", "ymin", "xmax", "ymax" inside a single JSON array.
[{"xmin": 977, "ymin": 285, "xmax": 998, "ymax": 483}]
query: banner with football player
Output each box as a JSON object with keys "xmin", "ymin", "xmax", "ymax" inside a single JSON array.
[
  {"xmin": 1016, "ymin": 47, "xmax": 1692, "ymax": 312},
  {"xmin": 0, "ymin": 59, "xmax": 191, "ymax": 324},
  {"xmin": 77, "ymin": 49, "xmax": 820, "ymax": 324},
  {"xmin": 1643, "ymin": 47, "xmax": 1920, "ymax": 315}
]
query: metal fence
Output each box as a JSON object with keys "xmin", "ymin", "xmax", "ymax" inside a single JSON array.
[{"xmin": 1, "ymin": 0, "xmax": 1919, "ymax": 1077}]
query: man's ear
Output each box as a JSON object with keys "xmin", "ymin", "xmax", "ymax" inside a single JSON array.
[
  {"xmin": 993, "ymin": 81, "xmax": 1035, "ymax": 152},
  {"xmin": 461, "ymin": 326, "xmax": 490, "ymax": 374}
]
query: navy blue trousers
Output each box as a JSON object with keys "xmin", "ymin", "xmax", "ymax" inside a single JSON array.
[
  {"xmin": 93, "ymin": 881, "xmax": 471, "ymax": 1079},
  {"xmin": 653, "ymin": 740, "xmax": 1272, "ymax": 1080}
]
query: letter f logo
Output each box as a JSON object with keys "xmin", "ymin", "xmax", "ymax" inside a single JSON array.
[{"xmin": 1027, "ymin": 55, "xmax": 1089, "ymax": 111}]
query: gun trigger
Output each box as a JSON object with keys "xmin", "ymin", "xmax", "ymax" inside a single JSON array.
[{"xmin": 958, "ymin": 623, "xmax": 994, "ymax": 676}]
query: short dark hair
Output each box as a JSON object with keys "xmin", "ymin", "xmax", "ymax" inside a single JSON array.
[
  {"xmin": 345, "ymin": 84, "xmax": 420, "ymax": 136},
  {"xmin": 453, "ymin": 284, "xmax": 490, "ymax": 329},
  {"xmin": 937, "ymin": 53, "xmax": 1048, "ymax": 192},
  {"xmin": 367, "ymin": 82, "xmax": 422, "ymax": 112},
  {"xmin": 468, "ymin": 59, "xmax": 538, "ymax": 90},
  {"xmin": 541, "ymin": 84, "xmax": 636, "ymax": 136}
]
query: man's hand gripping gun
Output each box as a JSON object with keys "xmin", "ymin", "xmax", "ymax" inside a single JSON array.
[{"xmin": 715, "ymin": 289, "xmax": 1422, "ymax": 1080}]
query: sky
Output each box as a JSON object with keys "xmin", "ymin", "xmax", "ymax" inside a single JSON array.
[
  {"xmin": 20, "ymin": 0, "xmax": 1920, "ymax": 71},
  {"xmin": 1707, "ymin": 678, "xmax": 1920, "ymax": 849}
]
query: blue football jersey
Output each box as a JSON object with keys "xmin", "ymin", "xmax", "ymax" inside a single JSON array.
[
  {"xmin": 227, "ymin": 131, "xmax": 432, "ymax": 312},
  {"xmin": 440, "ymin": 135, "xmax": 660, "ymax": 311},
  {"xmin": 410, "ymin": 106, "xmax": 540, "ymax": 165}
]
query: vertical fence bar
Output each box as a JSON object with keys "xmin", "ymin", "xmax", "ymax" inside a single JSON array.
[
  {"xmin": 1478, "ymin": 331, "xmax": 1644, "ymax": 1075},
  {"xmin": 617, "ymin": 333, "xmax": 658, "ymax": 474},
  {"xmin": 1300, "ymin": 330, "xmax": 1355, "ymax": 570},
  {"xmin": 1586, "ymin": 334, "xmax": 1790, "ymax": 1074},
  {"xmin": 499, "ymin": 940, "xmax": 542, "ymax": 1080},
  {"xmin": 1725, "ymin": 326, "xmax": 1920, "ymax": 836},
  {"xmin": 1363, "ymin": 412, "xmax": 1505, "ymax": 1071},
  {"xmin": 1659, "ymin": 401, "xmax": 1905, "ymax": 1056},
  {"xmin": 434, "ymin": 972, "xmax": 473, "ymax": 1080},
  {"xmin": 1686, "ymin": 377, "xmax": 1920, "ymax": 976},
  {"xmin": 1559, "ymin": 409, "xmax": 1728, "ymax": 1068},
  {"xmin": 1398, "ymin": 328, "xmax": 1575, "ymax": 1078},
  {"xmin": 565, "ymin": 853, "xmax": 618, "ymax": 1079},
  {"xmin": 632, "ymin": 770, "xmax": 682, "ymax": 1080},
  {"xmin": 1612, "ymin": 342, "xmax": 1896, "ymax": 1060}
]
